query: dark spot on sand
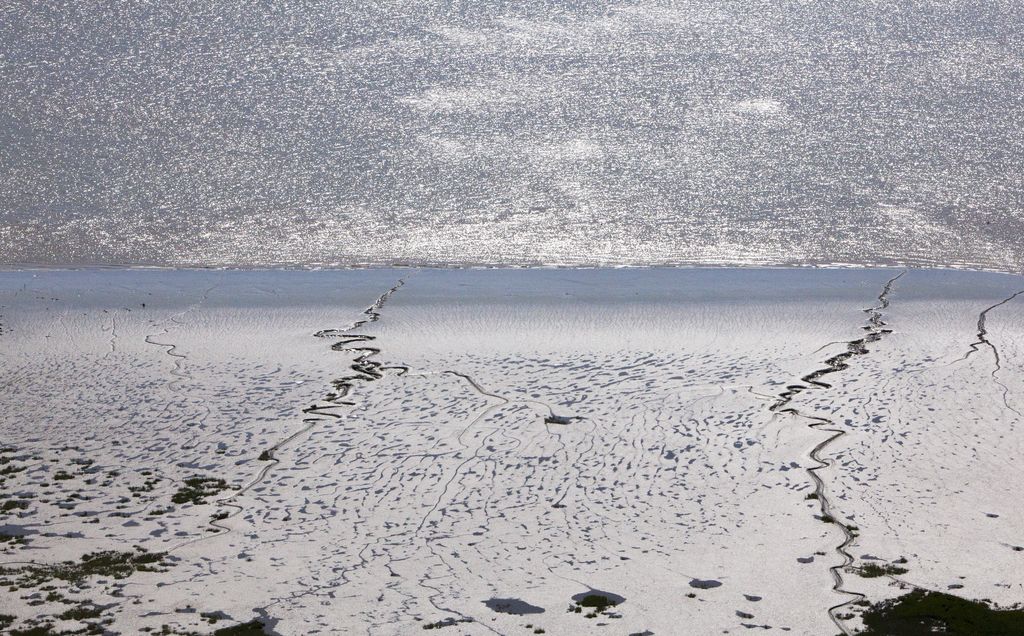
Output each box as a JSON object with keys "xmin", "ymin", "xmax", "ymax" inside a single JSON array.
[
  {"xmin": 689, "ymin": 578, "xmax": 723, "ymax": 590},
  {"xmin": 422, "ymin": 617, "xmax": 473, "ymax": 630},
  {"xmin": 571, "ymin": 590, "xmax": 625, "ymax": 608},
  {"xmin": 545, "ymin": 414, "xmax": 579, "ymax": 425},
  {"xmin": 213, "ymin": 619, "xmax": 271, "ymax": 635},
  {"xmin": 483, "ymin": 598, "xmax": 545, "ymax": 615}
]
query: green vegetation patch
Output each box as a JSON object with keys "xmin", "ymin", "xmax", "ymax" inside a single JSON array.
[
  {"xmin": 577, "ymin": 595, "xmax": 616, "ymax": 609},
  {"xmin": 1, "ymin": 497, "xmax": 31, "ymax": 512},
  {"xmin": 854, "ymin": 562, "xmax": 909, "ymax": 578},
  {"xmin": 9, "ymin": 624, "xmax": 59, "ymax": 635},
  {"xmin": 58, "ymin": 604, "xmax": 104, "ymax": 621},
  {"xmin": 859, "ymin": 589, "xmax": 1024, "ymax": 635},
  {"xmin": 568, "ymin": 590, "xmax": 625, "ymax": 619},
  {"xmin": 171, "ymin": 476, "xmax": 233, "ymax": 505},
  {"xmin": 0, "ymin": 531, "xmax": 27, "ymax": 545},
  {"xmin": 422, "ymin": 617, "xmax": 473, "ymax": 630},
  {"xmin": 0, "ymin": 549, "xmax": 169, "ymax": 589}
]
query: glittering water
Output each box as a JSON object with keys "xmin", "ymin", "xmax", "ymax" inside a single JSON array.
[{"xmin": 2, "ymin": 1, "xmax": 1022, "ymax": 269}]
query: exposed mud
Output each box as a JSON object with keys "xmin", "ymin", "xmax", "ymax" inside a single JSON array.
[
  {"xmin": 770, "ymin": 272, "xmax": 905, "ymax": 635},
  {"xmin": 952, "ymin": 289, "xmax": 1024, "ymax": 418}
]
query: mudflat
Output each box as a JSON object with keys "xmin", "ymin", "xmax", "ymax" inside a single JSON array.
[{"xmin": 1, "ymin": 267, "xmax": 1022, "ymax": 635}]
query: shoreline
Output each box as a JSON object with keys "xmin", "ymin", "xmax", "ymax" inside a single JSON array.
[{"xmin": 1, "ymin": 261, "xmax": 1021, "ymax": 278}]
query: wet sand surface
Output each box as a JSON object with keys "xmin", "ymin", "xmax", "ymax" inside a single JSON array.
[{"xmin": 1, "ymin": 268, "xmax": 1022, "ymax": 635}]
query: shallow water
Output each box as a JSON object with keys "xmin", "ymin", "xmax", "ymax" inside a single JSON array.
[{"xmin": 2, "ymin": 2, "xmax": 1023, "ymax": 269}]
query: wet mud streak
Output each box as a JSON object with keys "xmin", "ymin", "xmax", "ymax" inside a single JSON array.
[
  {"xmin": 951, "ymin": 289, "xmax": 1024, "ymax": 417},
  {"xmin": 312, "ymin": 279, "xmax": 409, "ymax": 407},
  {"xmin": 954, "ymin": 290, "xmax": 1024, "ymax": 365},
  {"xmin": 445, "ymin": 370, "xmax": 572, "ymax": 422},
  {"xmin": 770, "ymin": 272, "xmax": 905, "ymax": 636},
  {"xmin": 143, "ymin": 285, "xmax": 218, "ymax": 391},
  {"xmin": 171, "ymin": 279, "xmax": 407, "ymax": 551},
  {"xmin": 412, "ymin": 370, "xmax": 579, "ymax": 535},
  {"xmin": 256, "ymin": 277, "xmax": 407, "ymax": 481}
]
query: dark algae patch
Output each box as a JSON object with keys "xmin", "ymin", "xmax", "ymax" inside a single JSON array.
[{"xmin": 858, "ymin": 589, "xmax": 1024, "ymax": 635}]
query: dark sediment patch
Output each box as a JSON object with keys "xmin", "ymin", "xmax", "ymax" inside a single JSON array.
[
  {"xmin": 213, "ymin": 619, "xmax": 271, "ymax": 635},
  {"xmin": 200, "ymin": 610, "xmax": 231, "ymax": 625},
  {"xmin": 544, "ymin": 414, "xmax": 580, "ymax": 425},
  {"xmin": 483, "ymin": 598, "xmax": 545, "ymax": 615},
  {"xmin": 689, "ymin": 578, "xmax": 723, "ymax": 590}
]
